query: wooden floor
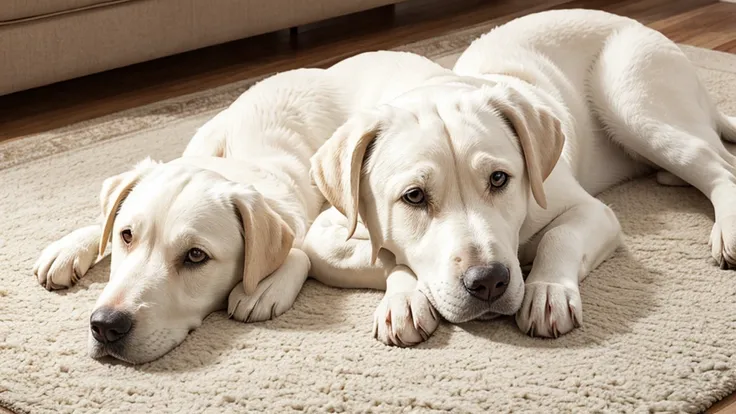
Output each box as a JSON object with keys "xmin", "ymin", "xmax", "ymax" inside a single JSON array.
[{"xmin": 1, "ymin": 0, "xmax": 735, "ymax": 412}]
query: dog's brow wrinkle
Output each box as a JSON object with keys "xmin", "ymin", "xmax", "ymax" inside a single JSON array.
[
  {"xmin": 435, "ymin": 105, "xmax": 467, "ymax": 211},
  {"xmin": 160, "ymin": 173, "xmax": 195, "ymax": 235}
]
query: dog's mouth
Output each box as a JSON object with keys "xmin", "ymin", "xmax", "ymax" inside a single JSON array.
[
  {"xmin": 88, "ymin": 338, "xmax": 134, "ymax": 364},
  {"xmin": 88, "ymin": 324, "xmax": 194, "ymax": 365},
  {"xmin": 419, "ymin": 277, "xmax": 524, "ymax": 323},
  {"xmin": 418, "ymin": 282, "xmax": 488, "ymax": 323},
  {"xmin": 87, "ymin": 330, "xmax": 152, "ymax": 365},
  {"xmin": 476, "ymin": 311, "xmax": 502, "ymax": 320}
]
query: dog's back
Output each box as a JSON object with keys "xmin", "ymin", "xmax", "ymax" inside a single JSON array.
[
  {"xmin": 185, "ymin": 51, "xmax": 454, "ymax": 243},
  {"xmin": 455, "ymin": 9, "xmax": 638, "ymax": 81}
]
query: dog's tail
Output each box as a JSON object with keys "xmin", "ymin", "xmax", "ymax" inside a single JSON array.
[{"xmin": 718, "ymin": 113, "xmax": 736, "ymax": 144}]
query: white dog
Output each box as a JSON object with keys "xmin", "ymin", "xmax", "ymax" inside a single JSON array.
[
  {"xmin": 33, "ymin": 51, "xmax": 450, "ymax": 363},
  {"xmin": 304, "ymin": 9, "xmax": 736, "ymax": 346}
]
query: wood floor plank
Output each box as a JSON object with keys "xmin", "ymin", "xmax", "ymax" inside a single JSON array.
[
  {"xmin": 708, "ymin": 391, "xmax": 736, "ymax": 414},
  {"xmin": 649, "ymin": 2, "xmax": 736, "ymax": 52}
]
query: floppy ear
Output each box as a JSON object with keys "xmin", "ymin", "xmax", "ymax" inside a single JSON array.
[
  {"xmin": 98, "ymin": 158, "xmax": 160, "ymax": 255},
  {"xmin": 232, "ymin": 186, "xmax": 295, "ymax": 295},
  {"xmin": 483, "ymin": 84, "xmax": 565, "ymax": 209},
  {"xmin": 310, "ymin": 111, "xmax": 382, "ymax": 241}
]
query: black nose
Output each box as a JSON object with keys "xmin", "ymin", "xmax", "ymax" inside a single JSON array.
[
  {"xmin": 462, "ymin": 263, "xmax": 510, "ymax": 302},
  {"xmin": 90, "ymin": 307, "xmax": 133, "ymax": 344}
]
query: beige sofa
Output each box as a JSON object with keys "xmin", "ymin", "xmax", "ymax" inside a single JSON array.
[{"xmin": 0, "ymin": 0, "xmax": 405, "ymax": 96}]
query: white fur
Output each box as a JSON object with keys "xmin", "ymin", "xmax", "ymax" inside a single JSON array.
[
  {"xmin": 305, "ymin": 9, "xmax": 736, "ymax": 345},
  {"xmin": 34, "ymin": 51, "xmax": 450, "ymax": 363}
]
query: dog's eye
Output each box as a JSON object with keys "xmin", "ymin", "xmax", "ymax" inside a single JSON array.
[
  {"xmin": 121, "ymin": 229, "xmax": 133, "ymax": 244},
  {"xmin": 402, "ymin": 188, "xmax": 426, "ymax": 206},
  {"xmin": 185, "ymin": 248, "xmax": 209, "ymax": 265},
  {"xmin": 490, "ymin": 171, "xmax": 509, "ymax": 189}
]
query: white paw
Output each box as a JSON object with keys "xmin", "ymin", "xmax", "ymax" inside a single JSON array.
[
  {"xmin": 33, "ymin": 226, "xmax": 100, "ymax": 290},
  {"xmin": 515, "ymin": 282, "xmax": 582, "ymax": 338},
  {"xmin": 373, "ymin": 290, "xmax": 439, "ymax": 347},
  {"xmin": 227, "ymin": 249, "xmax": 309, "ymax": 323},
  {"xmin": 710, "ymin": 215, "xmax": 736, "ymax": 269}
]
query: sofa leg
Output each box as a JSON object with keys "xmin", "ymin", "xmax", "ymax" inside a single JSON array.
[
  {"xmin": 289, "ymin": 26, "xmax": 298, "ymax": 48},
  {"xmin": 378, "ymin": 4, "xmax": 396, "ymax": 24}
]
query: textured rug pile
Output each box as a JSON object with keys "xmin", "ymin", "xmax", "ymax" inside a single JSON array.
[{"xmin": 2, "ymin": 22, "xmax": 736, "ymax": 414}]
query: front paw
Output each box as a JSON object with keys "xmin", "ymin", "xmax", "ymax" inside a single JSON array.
[
  {"xmin": 228, "ymin": 249, "xmax": 309, "ymax": 323},
  {"xmin": 33, "ymin": 227, "xmax": 100, "ymax": 290},
  {"xmin": 373, "ymin": 290, "xmax": 439, "ymax": 347},
  {"xmin": 710, "ymin": 215, "xmax": 736, "ymax": 269},
  {"xmin": 515, "ymin": 282, "xmax": 582, "ymax": 338}
]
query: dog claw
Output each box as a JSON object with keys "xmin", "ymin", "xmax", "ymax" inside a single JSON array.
[
  {"xmin": 569, "ymin": 304, "xmax": 581, "ymax": 328},
  {"xmin": 429, "ymin": 305, "xmax": 439, "ymax": 322},
  {"xmin": 720, "ymin": 258, "xmax": 731, "ymax": 270},
  {"xmin": 416, "ymin": 324, "xmax": 430, "ymax": 341},
  {"xmin": 391, "ymin": 330, "xmax": 405, "ymax": 347},
  {"xmin": 270, "ymin": 303, "xmax": 278, "ymax": 320},
  {"xmin": 551, "ymin": 321, "xmax": 559, "ymax": 339}
]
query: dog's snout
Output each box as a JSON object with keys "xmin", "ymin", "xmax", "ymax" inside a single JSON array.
[
  {"xmin": 462, "ymin": 263, "xmax": 510, "ymax": 302},
  {"xmin": 90, "ymin": 307, "xmax": 133, "ymax": 344}
]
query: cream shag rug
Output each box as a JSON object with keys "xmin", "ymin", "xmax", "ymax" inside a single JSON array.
[{"xmin": 2, "ymin": 22, "xmax": 736, "ymax": 414}]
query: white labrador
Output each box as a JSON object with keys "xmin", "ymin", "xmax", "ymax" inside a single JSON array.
[
  {"xmin": 33, "ymin": 51, "xmax": 450, "ymax": 363},
  {"xmin": 304, "ymin": 9, "xmax": 736, "ymax": 346}
]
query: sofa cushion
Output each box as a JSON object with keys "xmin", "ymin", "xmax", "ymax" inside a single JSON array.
[{"xmin": 1, "ymin": 0, "xmax": 136, "ymax": 23}]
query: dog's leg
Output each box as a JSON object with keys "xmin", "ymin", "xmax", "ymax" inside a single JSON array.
[
  {"xmin": 516, "ymin": 198, "xmax": 621, "ymax": 338},
  {"xmin": 610, "ymin": 124, "xmax": 736, "ymax": 269},
  {"xmin": 227, "ymin": 248, "xmax": 310, "ymax": 322},
  {"xmin": 302, "ymin": 207, "xmax": 395, "ymax": 290},
  {"xmin": 302, "ymin": 207, "xmax": 439, "ymax": 345},
  {"xmin": 591, "ymin": 25, "xmax": 736, "ymax": 269},
  {"xmin": 33, "ymin": 225, "xmax": 102, "ymax": 290},
  {"xmin": 372, "ymin": 266, "xmax": 440, "ymax": 347}
]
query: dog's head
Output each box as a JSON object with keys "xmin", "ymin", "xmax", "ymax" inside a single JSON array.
[
  {"xmin": 311, "ymin": 81, "xmax": 564, "ymax": 323},
  {"xmin": 88, "ymin": 157, "xmax": 293, "ymax": 364}
]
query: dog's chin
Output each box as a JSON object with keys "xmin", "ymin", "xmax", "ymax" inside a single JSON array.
[
  {"xmin": 87, "ymin": 338, "xmax": 109, "ymax": 359},
  {"xmin": 419, "ymin": 285, "xmax": 487, "ymax": 323},
  {"xmin": 421, "ymin": 275, "xmax": 525, "ymax": 323},
  {"xmin": 86, "ymin": 333, "xmax": 175, "ymax": 365},
  {"xmin": 87, "ymin": 335, "xmax": 137, "ymax": 364}
]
